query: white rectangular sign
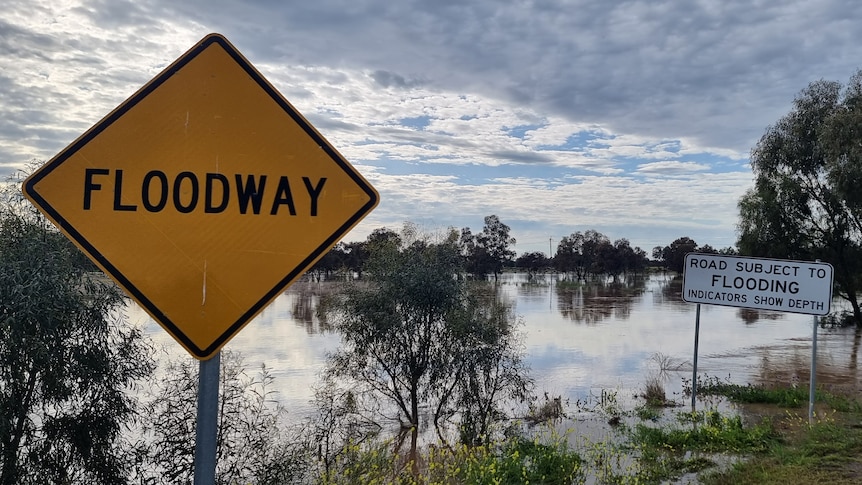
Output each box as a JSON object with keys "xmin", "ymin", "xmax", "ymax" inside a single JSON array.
[{"xmin": 682, "ymin": 254, "xmax": 834, "ymax": 315}]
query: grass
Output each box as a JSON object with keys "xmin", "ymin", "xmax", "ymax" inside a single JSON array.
[
  {"xmin": 688, "ymin": 377, "xmax": 862, "ymax": 484},
  {"xmin": 614, "ymin": 378, "xmax": 862, "ymax": 484},
  {"xmin": 316, "ymin": 379, "xmax": 862, "ymax": 484},
  {"xmin": 641, "ymin": 375, "xmax": 676, "ymax": 408},
  {"xmin": 320, "ymin": 435, "xmax": 584, "ymax": 485},
  {"xmin": 526, "ymin": 393, "xmax": 565, "ymax": 424},
  {"xmin": 632, "ymin": 410, "xmax": 780, "ymax": 454},
  {"xmin": 700, "ymin": 414, "xmax": 862, "ymax": 484},
  {"xmin": 693, "ymin": 374, "xmax": 809, "ymax": 407},
  {"xmin": 693, "ymin": 374, "xmax": 862, "ymax": 412}
]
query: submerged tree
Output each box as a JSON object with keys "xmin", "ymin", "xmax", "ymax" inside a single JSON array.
[
  {"xmin": 737, "ymin": 71, "xmax": 862, "ymax": 326},
  {"xmin": 0, "ymin": 176, "xmax": 154, "ymax": 484},
  {"xmin": 554, "ymin": 230, "xmax": 647, "ymax": 280},
  {"xmin": 325, "ymin": 229, "xmax": 532, "ymax": 456},
  {"xmin": 656, "ymin": 236, "xmax": 699, "ymax": 273},
  {"xmin": 515, "ymin": 251, "xmax": 549, "ymax": 277},
  {"xmin": 460, "ymin": 215, "xmax": 517, "ymax": 279},
  {"xmin": 443, "ymin": 283, "xmax": 531, "ymax": 446}
]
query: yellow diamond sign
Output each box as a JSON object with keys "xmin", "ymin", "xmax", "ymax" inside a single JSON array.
[{"xmin": 22, "ymin": 34, "xmax": 378, "ymax": 360}]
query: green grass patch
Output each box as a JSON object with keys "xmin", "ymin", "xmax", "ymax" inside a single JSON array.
[
  {"xmin": 701, "ymin": 415, "xmax": 862, "ymax": 485},
  {"xmin": 693, "ymin": 375, "xmax": 862, "ymax": 411},
  {"xmin": 631, "ymin": 410, "xmax": 780, "ymax": 454},
  {"xmin": 694, "ymin": 375, "xmax": 809, "ymax": 407},
  {"xmin": 452, "ymin": 438, "xmax": 583, "ymax": 485},
  {"xmin": 634, "ymin": 404, "xmax": 661, "ymax": 422},
  {"xmin": 320, "ymin": 435, "xmax": 583, "ymax": 485}
]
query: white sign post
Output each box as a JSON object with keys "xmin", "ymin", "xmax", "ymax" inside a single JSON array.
[{"xmin": 682, "ymin": 254, "xmax": 834, "ymax": 418}]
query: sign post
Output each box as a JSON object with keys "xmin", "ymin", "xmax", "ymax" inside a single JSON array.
[
  {"xmin": 682, "ymin": 254, "xmax": 833, "ymax": 412},
  {"xmin": 194, "ymin": 353, "xmax": 220, "ymax": 484},
  {"xmin": 22, "ymin": 34, "xmax": 378, "ymax": 482},
  {"xmin": 691, "ymin": 304, "xmax": 701, "ymax": 411},
  {"xmin": 809, "ymin": 313, "xmax": 818, "ymax": 423}
]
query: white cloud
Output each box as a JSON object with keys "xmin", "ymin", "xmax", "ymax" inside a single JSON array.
[
  {"xmin": 636, "ymin": 161, "xmax": 711, "ymax": 175},
  {"xmin": 1, "ymin": 0, "xmax": 858, "ymax": 254}
]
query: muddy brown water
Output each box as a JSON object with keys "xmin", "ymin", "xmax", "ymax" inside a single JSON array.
[{"xmin": 129, "ymin": 272, "xmax": 862, "ymax": 421}]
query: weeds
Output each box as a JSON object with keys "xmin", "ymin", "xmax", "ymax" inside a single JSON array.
[
  {"xmin": 650, "ymin": 352, "xmax": 687, "ymax": 373},
  {"xmin": 661, "ymin": 410, "xmax": 778, "ymax": 453},
  {"xmin": 453, "ymin": 437, "xmax": 583, "ymax": 485},
  {"xmin": 319, "ymin": 434, "xmax": 583, "ymax": 485},
  {"xmin": 573, "ymin": 388, "xmax": 623, "ymax": 418},
  {"xmin": 634, "ymin": 404, "xmax": 661, "ymax": 422},
  {"xmin": 701, "ymin": 412, "xmax": 862, "ymax": 484},
  {"xmin": 641, "ymin": 376, "xmax": 670, "ymax": 407},
  {"xmin": 526, "ymin": 393, "xmax": 566, "ymax": 424}
]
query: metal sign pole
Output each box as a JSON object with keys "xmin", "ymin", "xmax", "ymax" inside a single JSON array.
[
  {"xmin": 194, "ymin": 351, "xmax": 221, "ymax": 484},
  {"xmin": 809, "ymin": 314, "xmax": 818, "ymax": 423},
  {"xmin": 692, "ymin": 303, "xmax": 701, "ymax": 411}
]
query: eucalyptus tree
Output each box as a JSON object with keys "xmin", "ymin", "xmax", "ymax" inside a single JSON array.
[
  {"xmin": 0, "ymin": 178, "xmax": 153, "ymax": 484},
  {"xmin": 656, "ymin": 236, "xmax": 699, "ymax": 273},
  {"xmin": 553, "ymin": 233, "xmax": 584, "ymax": 279},
  {"xmin": 596, "ymin": 238, "xmax": 646, "ymax": 280},
  {"xmin": 614, "ymin": 238, "xmax": 649, "ymax": 277},
  {"xmin": 460, "ymin": 215, "xmax": 517, "ymax": 279},
  {"xmin": 738, "ymin": 71, "xmax": 862, "ymax": 326},
  {"xmin": 325, "ymin": 229, "xmax": 532, "ymax": 455},
  {"xmin": 554, "ymin": 230, "xmax": 612, "ymax": 280},
  {"xmin": 443, "ymin": 283, "xmax": 531, "ymax": 446},
  {"xmin": 515, "ymin": 251, "xmax": 549, "ymax": 277}
]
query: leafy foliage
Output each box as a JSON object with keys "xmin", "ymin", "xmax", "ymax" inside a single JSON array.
[
  {"xmin": 460, "ymin": 215, "xmax": 517, "ymax": 278},
  {"xmin": 514, "ymin": 251, "xmax": 549, "ymax": 276},
  {"xmin": 738, "ymin": 70, "xmax": 862, "ymax": 325},
  {"xmin": 303, "ymin": 374, "xmax": 382, "ymax": 479},
  {"xmin": 555, "ymin": 230, "xmax": 649, "ymax": 280},
  {"xmin": 135, "ymin": 351, "xmax": 299, "ymax": 484},
  {"xmin": 0, "ymin": 176, "xmax": 154, "ymax": 484},
  {"xmin": 317, "ymin": 435, "xmax": 583, "ymax": 485},
  {"xmin": 633, "ymin": 410, "xmax": 780, "ymax": 454}
]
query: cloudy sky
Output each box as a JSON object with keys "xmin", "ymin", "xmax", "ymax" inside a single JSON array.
[{"xmin": 3, "ymin": 0, "xmax": 861, "ymax": 256}]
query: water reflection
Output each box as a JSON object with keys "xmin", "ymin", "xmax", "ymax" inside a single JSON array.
[
  {"xmin": 652, "ymin": 274, "xmax": 688, "ymax": 309},
  {"xmin": 737, "ymin": 308, "xmax": 784, "ymax": 324},
  {"xmin": 555, "ymin": 277, "xmax": 646, "ymax": 324},
  {"xmin": 287, "ymin": 281, "xmax": 334, "ymax": 334},
  {"xmin": 748, "ymin": 327, "xmax": 862, "ymax": 393}
]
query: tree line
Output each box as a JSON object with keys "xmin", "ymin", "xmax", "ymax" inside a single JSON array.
[{"xmin": 310, "ymin": 217, "xmax": 732, "ymax": 282}]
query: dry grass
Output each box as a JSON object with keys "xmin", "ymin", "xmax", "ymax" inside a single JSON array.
[
  {"xmin": 527, "ymin": 394, "xmax": 564, "ymax": 424},
  {"xmin": 642, "ymin": 375, "xmax": 669, "ymax": 406},
  {"xmin": 650, "ymin": 352, "xmax": 686, "ymax": 373}
]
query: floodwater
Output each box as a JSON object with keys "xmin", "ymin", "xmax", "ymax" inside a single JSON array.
[{"xmin": 128, "ymin": 272, "xmax": 862, "ymax": 420}]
